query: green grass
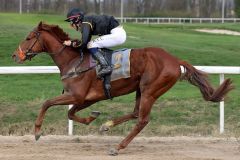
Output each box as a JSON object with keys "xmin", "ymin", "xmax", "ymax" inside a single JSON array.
[{"xmin": 0, "ymin": 13, "xmax": 240, "ymax": 137}]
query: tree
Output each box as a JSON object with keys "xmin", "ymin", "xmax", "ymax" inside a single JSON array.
[
  {"xmin": 235, "ymin": 0, "xmax": 240, "ymax": 17},
  {"xmin": 135, "ymin": 0, "xmax": 144, "ymax": 15},
  {"xmin": 94, "ymin": 0, "xmax": 100, "ymax": 14},
  {"xmin": 194, "ymin": 0, "xmax": 200, "ymax": 17}
]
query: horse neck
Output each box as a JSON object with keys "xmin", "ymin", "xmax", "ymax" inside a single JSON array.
[{"xmin": 42, "ymin": 33, "xmax": 80, "ymax": 75}]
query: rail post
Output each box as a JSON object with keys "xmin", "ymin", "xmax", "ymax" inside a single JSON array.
[
  {"xmin": 68, "ymin": 104, "xmax": 73, "ymax": 135},
  {"xmin": 219, "ymin": 74, "xmax": 225, "ymax": 134}
]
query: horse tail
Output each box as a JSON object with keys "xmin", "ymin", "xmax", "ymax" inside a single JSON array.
[{"xmin": 179, "ymin": 61, "xmax": 234, "ymax": 102}]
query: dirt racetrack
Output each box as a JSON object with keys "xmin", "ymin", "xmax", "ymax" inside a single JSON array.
[{"xmin": 0, "ymin": 135, "xmax": 239, "ymax": 160}]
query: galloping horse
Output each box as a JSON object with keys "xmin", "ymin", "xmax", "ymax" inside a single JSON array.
[{"xmin": 12, "ymin": 22, "xmax": 233, "ymax": 155}]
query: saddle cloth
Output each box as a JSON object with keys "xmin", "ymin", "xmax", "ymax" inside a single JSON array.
[{"xmin": 90, "ymin": 49, "xmax": 131, "ymax": 81}]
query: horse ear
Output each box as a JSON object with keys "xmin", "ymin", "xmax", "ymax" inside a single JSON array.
[{"xmin": 38, "ymin": 21, "xmax": 43, "ymax": 29}]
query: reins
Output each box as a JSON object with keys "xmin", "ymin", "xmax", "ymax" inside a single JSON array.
[
  {"xmin": 20, "ymin": 30, "xmax": 96, "ymax": 80},
  {"xmin": 61, "ymin": 49, "xmax": 97, "ymax": 80}
]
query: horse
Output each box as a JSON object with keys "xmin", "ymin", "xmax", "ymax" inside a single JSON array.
[{"xmin": 12, "ymin": 22, "xmax": 234, "ymax": 155}]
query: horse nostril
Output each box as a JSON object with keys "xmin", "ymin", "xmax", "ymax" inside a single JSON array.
[
  {"xmin": 12, "ymin": 54, "xmax": 18, "ymax": 62},
  {"xmin": 12, "ymin": 54, "xmax": 16, "ymax": 59}
]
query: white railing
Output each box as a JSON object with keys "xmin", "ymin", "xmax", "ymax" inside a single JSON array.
[
  {"xmin": 0, "ymin": 66, "xmax": 240, "ymax": 135},
  {"xmin": 116, "ymin": 17, "xmax": 240, "ymax": 24}
]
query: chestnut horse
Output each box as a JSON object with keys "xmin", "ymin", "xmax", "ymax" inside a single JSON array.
[{"xmin": 12, "ymin": 22, "xmax": 233, "ymax": 155}]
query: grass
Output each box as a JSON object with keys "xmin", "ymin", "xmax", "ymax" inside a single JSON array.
[{"xmin": 0, "ymin": 13, "xmax": 240, "ymax": 137}]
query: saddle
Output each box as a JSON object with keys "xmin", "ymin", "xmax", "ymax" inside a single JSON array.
[
  {"xmin": 62, "ymin": 48, "xmax": 131, "ymax": 100},
  {"xmin": 96, "ymin": 48, "xmax": 132, "ymax": 99}
]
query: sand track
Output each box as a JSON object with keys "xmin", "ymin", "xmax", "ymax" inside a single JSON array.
[
  {"xmin": 195, "ymin": 29, "xmax": 240, "ymax": 36},
  {"xmin": 0, "ymin": 135, "xmax": 239, "ymax": 160}
]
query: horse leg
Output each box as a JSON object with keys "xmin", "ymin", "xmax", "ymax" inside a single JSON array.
[
  {"xmin": 68, "ymin": 102, "xmax": 101, "ymax": 125},
  {"xmin": 108, "ymin": 95, "xmax": 155, "ymax": 156},
  {"xmin": 35, "ymin": 93, "xmax": 76, "ymax": 140},
  {"xmin": 100, "ymin": 89, "xmax": 141, "ymax": 133},
  {"xmin": 109, "ymin": 75, "xmax": 179, "ymax": 155}
]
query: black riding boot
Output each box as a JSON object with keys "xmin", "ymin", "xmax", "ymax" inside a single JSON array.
[{"xmin": 92, "ymin": 51, "xmax": 112, "ymax": 77}]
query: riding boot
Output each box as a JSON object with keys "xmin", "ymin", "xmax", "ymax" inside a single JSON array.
[{"xmin": 92, "ymin": 51, "xmax": 112, "ymax": 77}]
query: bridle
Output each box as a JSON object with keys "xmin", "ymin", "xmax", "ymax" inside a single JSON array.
[
  {"xmin": 18, "ymin": 31, "xmax": 44, "ymax": 61},
  {"xmin": 17, "ymin": 30, "xmax": 66, "ymax": 61},
  {"xmin": 17, "ymin": 29, "xmax": 91, "ymax": 80}
]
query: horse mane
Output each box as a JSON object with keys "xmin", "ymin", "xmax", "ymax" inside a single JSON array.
[
  {"xmin": 37, "ymin": 21, "xmax": 70, "ymax": 42},
  {"xmin": 36, "ymin": 21, "xmax": 89, "ymax": 54}
]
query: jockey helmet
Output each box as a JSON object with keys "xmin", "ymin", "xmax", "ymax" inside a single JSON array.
[{"xmin": 65, "ymin": 8, "xmax": 84, "ymax": 24}]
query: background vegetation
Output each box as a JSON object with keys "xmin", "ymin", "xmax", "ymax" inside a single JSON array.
[
  {"xmin": 0, "ymin": 0, "xmax": 237, "ymax": 18},
  {"xmin": 0, "ymin": 13, "xmax": 239, "ymax": 137}
]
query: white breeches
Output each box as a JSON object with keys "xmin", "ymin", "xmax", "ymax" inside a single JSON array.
[{"xmin": 87, "ymin": 26, "xmax": 126, "ymax": 49}]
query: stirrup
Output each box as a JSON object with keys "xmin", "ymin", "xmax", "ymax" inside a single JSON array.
[
  {"xmin": 104, "ymin": 83, "xmax": 112, "ymax": 99},
  {"xmin": 102, "ymin": 75, "xmax": 112, "ymax": 100}
]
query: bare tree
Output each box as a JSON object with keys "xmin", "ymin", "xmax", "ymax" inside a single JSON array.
[
  {"xmin": 136, "ymin": 0, "xmax": 146, "ymax": 15},
  {"xmin": 194, "ymin": 0, "xmax": 200, "ymax": 17},
  {"xmin": 94, "ymin": 0, "xmax": 100, "ymax": 14},
  {"xmin": 0, "ymin": 0, "xmax": 236, "ymax": 18}
]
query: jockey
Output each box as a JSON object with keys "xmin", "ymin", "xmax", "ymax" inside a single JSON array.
[{"xmin": 63, "ymin": 8, "xmax": 127, "ymax": 77}]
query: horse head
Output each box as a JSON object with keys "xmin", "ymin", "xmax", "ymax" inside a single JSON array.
[
  {"xmin": 12, "ymin": 21, "xmax": 76, "ymax": 63},
  {"xmin": 12, "ymin": 21, "xmax": 91, "ymax": 76},
  {"xmin": 12, "ymin": 22, "xmax": 46, "ymax": 63}
]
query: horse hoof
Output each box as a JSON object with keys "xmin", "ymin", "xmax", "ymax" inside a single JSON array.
[
  {"xmin": 90, "ymin": 111, "xmax": 101, "ymax": 118},
  {"xmin": 35, "ymin": 132, "xmax": 42, "ymax": 141},
  {"xmin": 99, "ymin": 124, "xmax": 110, "ymax": 134},
  {"xmin": 108, "ymin": 148, "xmax": 118, "ymax": 156}
]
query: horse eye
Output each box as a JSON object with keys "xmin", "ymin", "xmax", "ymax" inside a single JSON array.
[{"xmin": 26, "ymin": 37, "xmax": 30, "ymax": 41}]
